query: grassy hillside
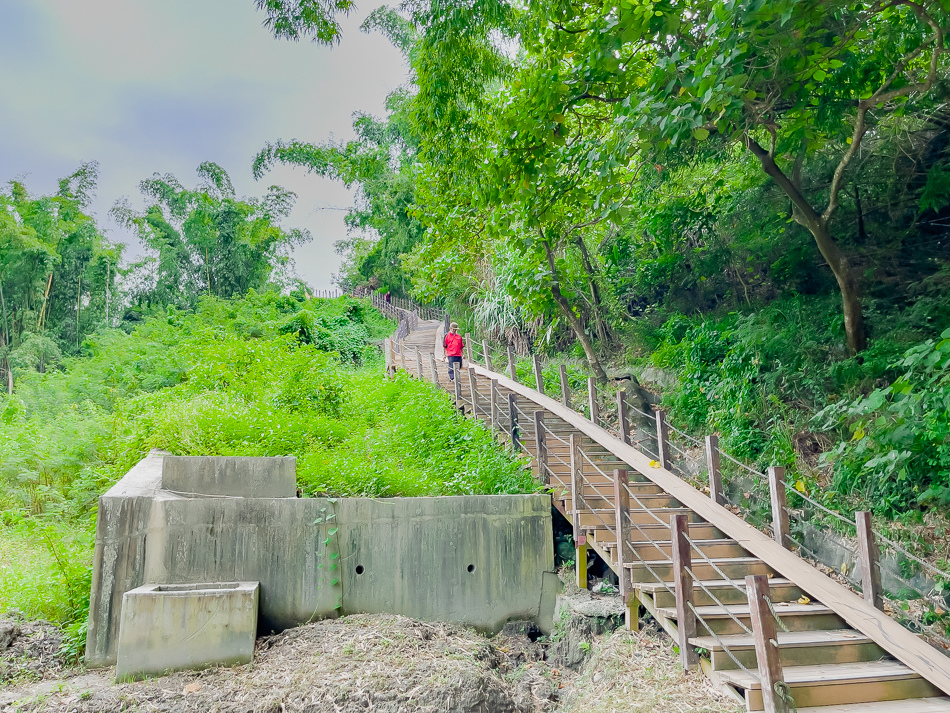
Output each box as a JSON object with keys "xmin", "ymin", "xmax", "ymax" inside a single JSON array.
[{"xmin": 0, "ymin": 291, "xmax": 533, "ymax": 656}]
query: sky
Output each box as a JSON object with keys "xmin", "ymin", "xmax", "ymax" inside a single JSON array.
[{"xmin": 0, "ymin": 0, "xmax": 409, "ymax": 289}]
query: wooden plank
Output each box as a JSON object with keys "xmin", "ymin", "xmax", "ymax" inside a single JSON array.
[
  {"xmin": 570, "ymin": 433, "xmax": 587, "ymax": 590},
  {"xmin": 769, "ymin": 466, "xmax": 790, "ymax": 550},
  {"xmin": 617, "ymin": 390, "xmax": 630, "ymax": 445},
  {"xmin": 706, "ymin": 434, "xmax": 724, "ymax": 505},
  {"xmin": 857, "ymin": 511, "xmax": 884, "ymax": 611},
  {"xmin": 428, "ymin": 353, "xmax": 439, "ymax": 384},
  {"xmin": 656, "ymin": 409, "xmax": 671, "ymax": 470},
  {"xmin": 533, "ymin": 355, "xmax": 544, "ymax": 394},
  {"xmin": 465, "ymin": 362, "xmax": 950, "ymax": 696},
  {"xmin": 535, "ymin": 410, "xmax": 549, "ymax": 485},
  {"xmin": 468, "ymin": 367, "xmax": 479, "ymax": 417},
  {"xmin": 509, "ymin": 392, "xmax": 520, "ymax": 452},
  {"xmin": 489, "ymin": 378, "xmax": 498, "ymax": 431},
  {"xmin": 672, "ymin": 513, "xmax": 698, "ymax": 670},
  {"xmin": 464, "ymin": 332, "xmax": 472, "ymax": 362},
  {"xmin": 747, "ymin": 574, "xmax": 789, "ymax": 713},
  {"xmin": 588, "ymin": 377, "xmax": 600, "ymax": 425},
  {"xmin": 559, "ymin": 365, "xmax": 570, "ymax": 408}
]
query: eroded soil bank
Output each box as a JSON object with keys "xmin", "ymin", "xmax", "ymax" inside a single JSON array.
[{"xmin": 0, "ymin": 598, "xmax": 740, "ymax": 713}]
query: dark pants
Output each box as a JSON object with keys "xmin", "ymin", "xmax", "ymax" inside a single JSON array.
[{"xmin": 448, "ymin": 356, "xmax": 462, "ymax": 381}]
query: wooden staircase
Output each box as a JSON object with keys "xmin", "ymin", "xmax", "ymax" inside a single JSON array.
[{"xmin": 388, "ymin": 321, "xmax": 950, "ymax": 712}]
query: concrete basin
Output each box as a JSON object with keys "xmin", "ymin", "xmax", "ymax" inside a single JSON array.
[{"xmin": 115, "ymin": 581, "xmax": 259, "ymax": 681}]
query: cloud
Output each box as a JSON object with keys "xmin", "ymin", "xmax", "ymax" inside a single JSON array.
[{"xmin": 0, "ymin": 0, "xmax": 409, "ymax": 289}]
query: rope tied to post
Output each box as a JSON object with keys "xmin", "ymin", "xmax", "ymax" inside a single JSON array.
[{"xmin": 774, "ymin": 680, "xmax": 797, "ymax": 712}]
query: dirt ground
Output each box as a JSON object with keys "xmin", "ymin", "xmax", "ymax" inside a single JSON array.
[{"xmin": 0, "ymin": 607, "xmax": 742, "ymax": 713}]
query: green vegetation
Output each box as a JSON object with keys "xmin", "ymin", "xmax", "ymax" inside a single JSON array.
[
  {"xmin": 0, "ymin": 291, "xmax": 532, "ymax": 654},
  {"xmin": 253, "ymin": 0, "xmax": 950, "ymax": 525}
]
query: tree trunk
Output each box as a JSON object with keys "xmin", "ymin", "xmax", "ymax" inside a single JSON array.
[
  {"xmin": 812, "ymin": 221, "xmax": 867, "ymax": 354},
  {"xmin": 542, "ymin": 238, "xmax": 608, "ymax": 383},
  {"xmin": 573, "ymin": 237, "xmax": 609, "ymax": 344},
  {"xmin": 744, "ymin": 138, "xmax": 867, "ymax": 354}
]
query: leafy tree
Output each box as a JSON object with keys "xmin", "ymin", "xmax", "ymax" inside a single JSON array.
[
  {"xmin": 114, "ymin": 162, "xmax": 310, "ymax": 309},
  {"xmin": 539, "ymin": 0, "xmax": 950, "ymax": 353},
  {"xmin": 254, "ymin": 91, "xmax": 422, "ymax": 295},
  {"xmin": 0, "ymin": 164, "xmax": 122, "ymax": 389}
]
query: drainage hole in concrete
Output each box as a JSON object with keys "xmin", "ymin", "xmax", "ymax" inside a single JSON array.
[
  {"xmin": 356, "ymin": 565, "xmax": 365, "ymax": 575},
  {"xmin": 467, "ymin": 564, "xmax": 476, "ymax": 573}
]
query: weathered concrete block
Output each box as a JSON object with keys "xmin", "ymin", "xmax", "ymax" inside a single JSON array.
[
  {"xmin": 86, "ymin": 450, "xmax": 167, "ymax": 667},
  {"xmin": 115, "ymin": 582, "xmax": 259, "ymax": 682},
  {"xmin": 87, "ymin": 454, "xmax": 556, "ymax": 666},
  {"xmin": 161, "ymin": 456, "xmax": 296, "ymax": 498},
  {"xmin": 337, "ymin": 495, "xmax": 555, "ymax": 633},
  {"xmin": 143, "ymin": 494, "xmax": 339, "ymax": 634}
]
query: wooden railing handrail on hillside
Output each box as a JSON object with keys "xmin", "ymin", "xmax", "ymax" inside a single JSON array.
[{"xmin": 377, "ymin": 316, "xmax": 950, "ymax": 709}]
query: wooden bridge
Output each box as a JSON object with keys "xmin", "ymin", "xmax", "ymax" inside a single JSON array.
[{"xmin": 384, "ymin": 315, "xmax": 950, "ymax": 713}]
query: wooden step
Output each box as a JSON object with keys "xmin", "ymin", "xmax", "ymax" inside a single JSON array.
[
  {"xmin": 577, "ymin": 508, "xmax": 706, "ymax": 527},
  {"xmin": 794, "ymin": 699, "xmax": 950, "ymax": 712},
  {"xmin": 690, "ymin": 628, "xmax": 887, "ymax": 670},
  {"xmin": 626, "ymin": 557, "xmax": 773, "ymax": 583},
  {"xmin": 595, "ymin": 522, "xmax": 727, "ymax": 544},
  {"xmin": 637, "ymin": 577, "xmax": 803, "ymax": 607},
  {"xmin": 658, "ymin": 601, "xmax": 845, "ymax": 635},
  {"xmin": 717, "ymin": 661, "xmax": 944, "ymax": 711},
  {"xmin": 623, "ymin": 539, "xmax": 747, "ymax": 560}
]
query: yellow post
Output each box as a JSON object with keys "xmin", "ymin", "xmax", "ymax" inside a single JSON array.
[
  {"xmin": 625, "ymin": 591, "xmax": 641, "ymax": 632},
  {"xmin": 575, "ymin": 536, "xmax": 588, "ymax": 590}
]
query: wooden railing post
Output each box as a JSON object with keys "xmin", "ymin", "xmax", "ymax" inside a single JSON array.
[
  {"xmin": 559, "ymin": 365, "xmax": 570, "ymax": 408},
  {"xmin": 483, "ymin": 340, "xmax": 492, "ymax": 370},
  {"xmin": 856, "ymin": 511, "xmax": 884, "ymax": 611},
  {"xmin": 613, "ymin": 469, "xmax": 638, "ymax": 632},
  {"xmin": 508, "ymin": 393, "xmax": 520, "ymax": 451},
  {"xmin": 507, "ymin": 347, "xmax": 518, "ymax": 382},
  {"xmin": 768, "ymin": 466, "xmax": 790, "ymax": 549},
  {"xmin": 428, "ymin": 353, "xmax": 439, "ymax": 385},
  {"xmin": 467, "ymin": 367, "xmax": 479, "ymax": 417},
  {"xmin": 587, "ymin": 377, "xmax": 600, "ymax": 425},
  {"xmin": 489, "ymin": 378, "xmax": 498, "ymax": 431},
  {"xmin": 746, "ymin": 574, "xmax": 790, "ymax": 713},
  {"xmin": 705, "ymin": 434, "xmax": 724, "ymax": 505},
  {"xmin": 532, "ymin": 355, "xmax": 544, "ymax": 394},
  {"xmin": 671, "ymin": 513, "xmax": 698, "ymax": 670},
  {"xmin": 570, "ymin": 434, "xmax": 587, "ymax": 590},
  {"xmin": 534, "ymin": 410, "xmax": 548, "ymax": 484},
  {"xmin": 617, "ymin": 390, "xmax": 630, "ymax": 445},
  {"xmin": 384, "ymin": 337, "xmax": 391, "ymax": 373},
  {"xmin": 443, "ymin": 313, "xmax": 450, "ymax": 336},
  {"xmin": 656, "ymin": 408, "xmax": 671, "ymax": 470},
  {"xmin": 454, "ymin": 370, "xmax": 462, "ymax": 411},
  {"xmin": 415, "ymin": 348, "xmax": 423, "ymax": 379},
  {"xmin": 464, "ymin": 332, "xmax": 472, "ymax": 362},
  {"xmin": 399, "ymin": 340, "xmax": 407, "ymax": 372}
]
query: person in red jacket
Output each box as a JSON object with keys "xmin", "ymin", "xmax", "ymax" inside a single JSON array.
[{"xmin": 443, "ymin": 322, "xmax": 464, "ymax": 381}]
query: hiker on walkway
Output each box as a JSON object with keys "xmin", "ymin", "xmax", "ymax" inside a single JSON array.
[{"xmin": 443, "ymin": 322, "xmax": 464, "ymax": 382}]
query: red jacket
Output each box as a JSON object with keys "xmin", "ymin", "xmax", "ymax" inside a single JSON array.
[{"xmin": 444, "ymin": 332, "xmax": 464, "ymax": 357}]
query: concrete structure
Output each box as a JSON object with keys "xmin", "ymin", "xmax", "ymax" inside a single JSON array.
[
  {"xmin": 86, "ymin": 451, "xmax": 556, "ymax": 667},
  {"xmin": 162, "ymin": 456, "xmax": 296, "ymax": 498},
  {"xmin": 115, "ymin": 581, "xmax": 259, "ymax": 681}
]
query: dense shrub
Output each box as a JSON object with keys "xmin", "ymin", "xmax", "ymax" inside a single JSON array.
[{"xmin": 816, "ymin": 329, "xmax": 950, "ymax": 515}]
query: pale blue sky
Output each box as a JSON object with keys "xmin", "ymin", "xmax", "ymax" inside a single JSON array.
[{"xmin": 0, "ymin": 0, "xmax": 409, "ymax": 289}]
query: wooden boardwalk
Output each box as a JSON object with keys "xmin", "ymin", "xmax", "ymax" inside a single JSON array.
[{"xmin": 388, "ymin": 319, "xmax": 950, "ymax": 712}]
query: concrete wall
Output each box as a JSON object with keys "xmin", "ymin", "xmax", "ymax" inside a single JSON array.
[
  {"xmin": 162, "ymin": 456, "xmax": 296, "ymax": 498},
  {"xmin": 87, "ymin": 453, "xmax": 555, "ymax": 667},
  {"xmin": 337, "ymin": 496, "xmax": 554, "ymax": 632}
]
